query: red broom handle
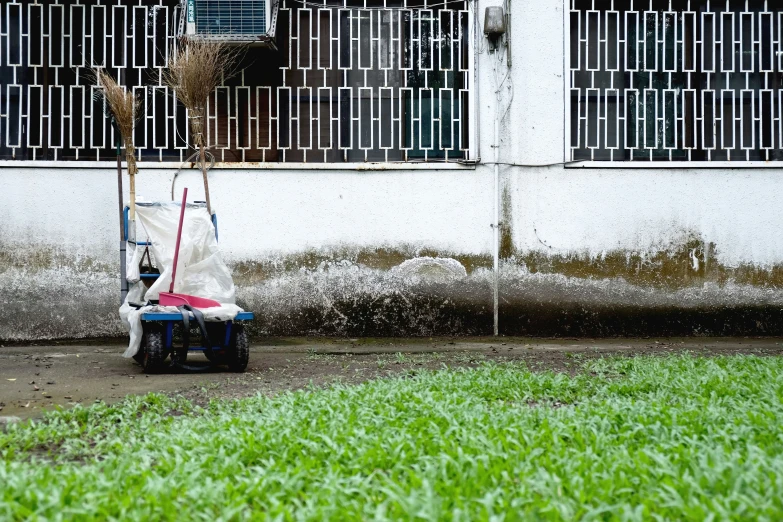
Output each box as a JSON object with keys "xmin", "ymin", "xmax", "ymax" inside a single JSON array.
[{"xmin": 170, "ymin": 188, "xmax": 188, "ymax": 293}]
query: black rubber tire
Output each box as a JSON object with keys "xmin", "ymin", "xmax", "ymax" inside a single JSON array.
[
  {"xmin": 132, "ymin": 343, "xmax": 146, "ymax": 365},
  {"xmin": 227, "ymin": 324, "xmax": 249, "ymax": 373},
  {"xmin": 172, "ymin": 344, "xmax": 188, "ymax": 366},
  {"xmin": 204, "ymin": 323, "xmax": 228, "ymax": 365},
  {"xmin": 142, "ymin": 326, "xmax": 167, "ymax": 374},
  {"xmin": 204, "ymin": 349, "xmax": 227, "ymax": 365}
]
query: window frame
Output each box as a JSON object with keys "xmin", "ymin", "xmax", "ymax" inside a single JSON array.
[
  {"xmin": 563, "ymin": 0, "xmax": 783, "ymax": 169},
  {"xmin": 0, "ymin": 0, "xmax": 479, "ymax": 169}
]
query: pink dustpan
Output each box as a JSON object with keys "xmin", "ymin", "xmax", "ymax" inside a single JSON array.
[
  {"xmin": 159, "ymin": 292, "xmax": 221, "ymax": 309},
  {"xmin": 159, "ymin": 187, "xmax": 221, "ymax": 310}
]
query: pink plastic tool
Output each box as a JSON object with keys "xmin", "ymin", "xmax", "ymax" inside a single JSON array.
[{"xmin": 158, "ymin": 188, "xmax": 221, "ymax": 309}]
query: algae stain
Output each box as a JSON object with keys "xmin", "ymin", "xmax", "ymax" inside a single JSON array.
[
  {"xmin": 499, "ymin": 180, "xmax": 514, "ymax": 260},
  {"xmin": 231, "ymin": 246, "xmax": 493, "ymax": 284},
  {"xmin": 514, "ymin": 233, "xmax": 716, "ymax": 289},
  {"xmin": 221, "ymin": 236, "xmax": 783, "ymax": 290},
  {"xmin": 0, "ymin": 241, "xmax": 116, "ymax": 274},
  {"xmin": 509, "ymin": 232, "xmax": 783, "ymax": 290}
]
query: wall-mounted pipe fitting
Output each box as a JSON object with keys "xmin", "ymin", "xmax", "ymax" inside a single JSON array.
[{"xmin": 484, "ymin": 6, "xmax": 506, "ymax": 51}]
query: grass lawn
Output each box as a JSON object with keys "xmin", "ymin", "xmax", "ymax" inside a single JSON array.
[{"xmin": 2, "ymin": 354, "xmax": 783, "ymax": 520}]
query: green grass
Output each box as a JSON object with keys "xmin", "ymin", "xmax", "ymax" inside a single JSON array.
[{"xmin": 3, "ymin": 355, "xmax": 783, "ymax": 520}]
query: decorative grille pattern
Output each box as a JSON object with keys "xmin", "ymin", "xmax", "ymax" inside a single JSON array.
[
  {"xmin": 569, "ymin": 0, "xmax": 783, "ymax": 162},
  {"xmin": 0, "ymin": 0, "xmax": 472, "ymax": 163}
]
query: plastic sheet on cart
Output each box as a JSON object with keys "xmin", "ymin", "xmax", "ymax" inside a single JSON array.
[{"xmin": 119, "ymin": 201, "xmax": 240, "ymax": 357}]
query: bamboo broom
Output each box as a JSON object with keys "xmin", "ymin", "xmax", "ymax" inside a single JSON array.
[
  {"xmin": 162, "ymin": 39, "xmax": 245, "ymax": 215},
  {"xmin": 94, "ymin": 69, "xmax": 141, "ymax": 226}
]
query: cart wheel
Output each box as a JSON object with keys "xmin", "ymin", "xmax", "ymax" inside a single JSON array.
[
  {"xmin": 172, "ymin": 345, "xmax": 188, "ymax": 366},
  {"xmin": 132, "ymin": 345, "xmax": 146, "ymax": 365},
  {"xmin": 204, "ymin": 349, "xmax": 225, "ymax": 364},
  {"xmin": 142, "ymin": 326, "xmax": 167, "ymax": 374},
  {"xmin": 204, "ymin": 323, "xmax": 227, "ymax": 365},
  {"xmin": 227, "ymin": 324, "xmax": 249, "ymax": 373}
]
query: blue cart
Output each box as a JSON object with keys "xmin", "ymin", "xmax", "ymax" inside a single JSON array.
[{"xmin": 123, "ymin": 205, "xmax": 254, "ymax": 373}]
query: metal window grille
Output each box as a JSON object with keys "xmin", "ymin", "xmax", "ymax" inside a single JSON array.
[
  {"xmin": 0, "ymin": 0, "xmax": 473, "ymax": 163},
  {"xmin": 568, "ymin": 0, "xmax": 783, "ymax": 163}
]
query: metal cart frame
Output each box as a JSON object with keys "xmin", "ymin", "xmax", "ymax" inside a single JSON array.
[{"xmin": 122, "ymin": 205, "xmax": 254, "ymax": 373}]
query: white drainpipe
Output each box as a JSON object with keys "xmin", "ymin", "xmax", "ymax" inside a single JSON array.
[
  {"xmin": 493, "ymin": 117, "xmax": 500, "ymax": 337},
  {"xmin": 492, "ymin": 53, "xmax": 501, "ymax": 337}
]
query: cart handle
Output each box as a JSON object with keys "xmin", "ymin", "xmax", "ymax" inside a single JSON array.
[
  {"xmin": 123, "ymin": 206, "xmax": 218, "ymax": 242},
  {"xmin": 170, "ymin": 188, "xmax": 188, "ymax": 294}
]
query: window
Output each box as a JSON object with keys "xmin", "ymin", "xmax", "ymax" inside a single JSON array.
[
  {"xmin": 0, "ymin": 0, "xmax": 473, "ymax": 164},
  {"xmin": 568, "ymin": 0, "xmax": 783, "ymax": 163},
  {"xmin": 278, "ymin": 3, "xmax": 470, "ymax": 162}
]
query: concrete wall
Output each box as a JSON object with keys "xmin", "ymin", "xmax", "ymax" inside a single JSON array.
[
  {"xmin": 2, "ymin": 0, "xmax": 783, "ymax": 341},
  {"xmin": 0, "ymin": 166, "xmax": 496, "ymax": 340}
]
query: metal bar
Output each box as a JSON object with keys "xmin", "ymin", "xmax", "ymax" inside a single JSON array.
[
  {"xmin": 567, "ymin": 3, "xmax": 782, "ymax": 163},
  {"xmin": 0, "ymin": 0, "xmax": 472, "ymax": 164}
]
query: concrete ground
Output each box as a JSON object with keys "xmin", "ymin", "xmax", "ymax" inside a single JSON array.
[{"xmin": 1, "ymin": 337, "xmax": 782, "ymax": 419}]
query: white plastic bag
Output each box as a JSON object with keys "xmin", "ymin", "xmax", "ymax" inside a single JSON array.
[
  {"xmin": 118, "ymin": 201, "xmax": 240, "ymax": 357},
  {"xmin": 135, "ymin": 202, "xmax": 236, "ymax": 303},
  {"xmin": 126, "ymin": 243, "xmax": 143, "ymax": 284}
]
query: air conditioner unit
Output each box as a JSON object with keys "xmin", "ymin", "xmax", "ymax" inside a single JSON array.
[{"xmin": 180, "ymin": 0, "xmax": 279, "ymax": 48}]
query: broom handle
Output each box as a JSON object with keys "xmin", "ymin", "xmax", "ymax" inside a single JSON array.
[
  {"xmin": 114, "ymin": 121, "xmax": 124, "ymax": 242},
  {"xmin": 199, "ymin": 144, "xmax": 212, "ymax": 216},
  {"xmin": 116, "ymin": 122, "xmax": 128, "ymax": 304},
  {"xmin": 170, "ymin": 187, "xmax": 188, "ymax": 293}
]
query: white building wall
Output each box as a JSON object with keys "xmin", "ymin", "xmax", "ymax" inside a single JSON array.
[
  {"xmin": 0, "ymin": 166, "xmax": 492, "ymax": 264},
  {"xmin": 1, "ymin": 0, "xmax": 783, "ymax": 341},
  {"xmin": 511, "ymin": 168, "xmax": 783, "ymax": 268}
]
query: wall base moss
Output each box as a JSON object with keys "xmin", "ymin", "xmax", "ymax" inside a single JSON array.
[{"xmin": 4, "ymin": 241, "xmax": 783, "ymax": 342}]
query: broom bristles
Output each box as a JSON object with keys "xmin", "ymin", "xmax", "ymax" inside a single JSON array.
[
  {"xmin": 91, "ymin": 69, "xmax": 141, "ymax": 142},
  {"xmin": 162, "ymin": 39, "xmax": 245, "ymax": 147},
  {"xmin": 162, "ymin": 38, "xmax": 244, "ymax": 110},
  {"xmin": 91, "ymin": 68, "xmax": 142, "ymax": 222}
]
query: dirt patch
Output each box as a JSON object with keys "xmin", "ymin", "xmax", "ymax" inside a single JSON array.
[{"xmin": 1, "ymin": 337, "xmax": 782, "ymax": 418}]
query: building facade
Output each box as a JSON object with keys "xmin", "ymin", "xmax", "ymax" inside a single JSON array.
[{"xmin": 1, "ymin": 0, "xmax": 783, "ymax": 340}]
